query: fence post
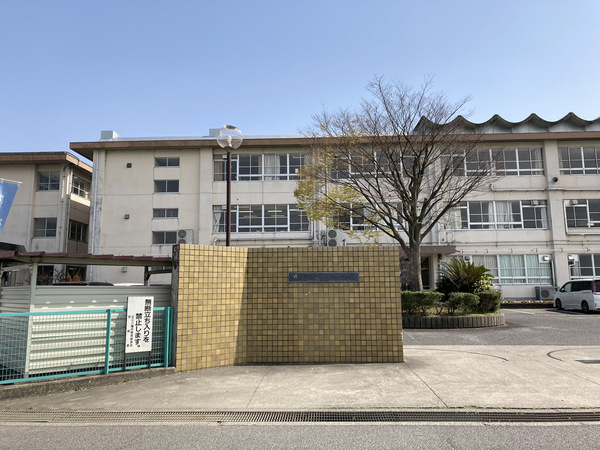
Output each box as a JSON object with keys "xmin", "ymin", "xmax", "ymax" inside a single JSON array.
[
  {"xmin": 164, "ymin": 307, "xmax": 172, "ymax": 367},
  {"xmin": 104, "ymin": 309, "xmax": 113, "ymax": 374}
]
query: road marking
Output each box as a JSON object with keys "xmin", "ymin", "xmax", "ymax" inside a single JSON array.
[{"xmin": 505, "ymin": 310, "xmax": 536, "ymax": 315}]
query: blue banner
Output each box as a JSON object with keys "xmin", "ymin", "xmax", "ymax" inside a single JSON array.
[{"xmin": 0, "ymin": 179, "xmax": 20, "ymax": 236}]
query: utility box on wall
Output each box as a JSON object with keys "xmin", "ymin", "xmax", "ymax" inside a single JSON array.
[{"xmin": 172, "ymin": 245, "xmax": 403, "ymax": 371}]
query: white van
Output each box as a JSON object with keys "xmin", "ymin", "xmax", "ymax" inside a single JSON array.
[{"xmin": 554, "ymin": 279, "xmax": 600, "ymax": 313}]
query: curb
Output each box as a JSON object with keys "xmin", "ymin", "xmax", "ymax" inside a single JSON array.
[
  {"xmin": 502, "ymin": 303, "xmax": 553, "ymax": 309},
  {"xmin": 403, "ymin": 313, "xmax": 505, "ymax": 329},
  {"xmin": 0, "ymin": 367, "xmax": 177, "ymax": 400}
]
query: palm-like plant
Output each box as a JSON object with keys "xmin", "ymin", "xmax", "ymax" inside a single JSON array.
[{"xmin": 437, "ymin": 258, "xmax": 491, "ymax": 295}]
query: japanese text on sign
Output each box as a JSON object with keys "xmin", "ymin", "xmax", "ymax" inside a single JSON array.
[{"xmin": 125, "ymin": 296, "xmax": 154, "ymax": 353}]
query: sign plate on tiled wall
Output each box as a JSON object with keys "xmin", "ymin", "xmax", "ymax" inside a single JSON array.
[{"xmin": 288, "ymin": 272, "xmax": 359, "ymax": 283}]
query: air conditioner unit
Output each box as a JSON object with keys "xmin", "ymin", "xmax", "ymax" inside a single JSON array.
[
  {"xmin": 538, "ymin": 255, "xmax": 551, "ymax": 263},
  {"xmin": 177, "ymin": 229, "xmax": 194, "ymax": 245},
  {"xmin": 325, "ymin": 229, "xmax": 346, "ymax": 247},
  {"xmin": 535, "ymin": 286, "xmax": 555, "ymax": 300}
]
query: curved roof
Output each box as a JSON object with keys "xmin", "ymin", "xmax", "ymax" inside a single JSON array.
[{"xmin": 416, "ymin": 112, "xmax": 600, "ymax": 134}]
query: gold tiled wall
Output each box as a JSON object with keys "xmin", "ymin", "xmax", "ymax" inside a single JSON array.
[
  {"xmin": 175, "ymin": 245, "xmax": 248, "ymax": 371},
  {"xmin": 245, "ymin": 247, "xmax": 403, "ymax": 364},
  {"xmin": 174, "ymin": 245, "xmax": 403, "ymax": 371}
]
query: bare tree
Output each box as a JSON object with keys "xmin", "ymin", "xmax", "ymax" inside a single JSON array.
[{"xmin": 295, "ymin": 76, "xmax": 494, "ymax": 291}]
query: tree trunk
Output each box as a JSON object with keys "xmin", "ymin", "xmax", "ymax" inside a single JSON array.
[{"xmin": 408, "ymin": 243, "xmax": 423, "ymax": 291}]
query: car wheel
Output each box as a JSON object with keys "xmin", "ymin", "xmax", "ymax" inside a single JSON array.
[
  {"xmin": 555, "ymin": 299, "xmax": 563, "ymax": 310},
  {"xmin": 581, "ymin": 301, "xmax": 590, "ymax": 314}
]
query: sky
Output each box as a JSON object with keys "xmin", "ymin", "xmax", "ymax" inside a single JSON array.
[{"xmin": 1, "ymin": 0, "xmax": 599, "ymax": 154}]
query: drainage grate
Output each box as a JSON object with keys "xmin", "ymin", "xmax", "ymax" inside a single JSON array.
[{"xmin": 1, "ymin": 410, "xmax": 600, "ymax": 423}]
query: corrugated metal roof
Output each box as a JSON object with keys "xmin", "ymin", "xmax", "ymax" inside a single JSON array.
[{"xmin": 0, "ymin": 251, "xmax": 172, "ymax": 267}]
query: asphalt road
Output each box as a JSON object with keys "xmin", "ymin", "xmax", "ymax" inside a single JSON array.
[
  {"xmin": 404, "ymin": 307, "xmax": 600, "ymax": 346},
  {"xmin": 1, "ymin": 423, "xmax": 599, "ymax": 450}
]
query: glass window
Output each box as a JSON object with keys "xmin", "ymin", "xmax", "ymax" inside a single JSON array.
[
  {"xmin": 560, "ymin": 146, "xmax": 600, "ymax": 175},
  {"xmin": 566, "ymin": 200, "xmax": 600, "ymax": 228},
  {"xmin": 38, "ymin": 172, "xmax": 60, "ymax": 191},
  {"xmin": 238, "ymin": 155, "xmax": 262, "ymax": 181},
  {"xmin": 212, "ymin": 204, "xmax": 310, "ymax": 233},
  {"xmin": 463, "ymin": 147, "xmax": 544, "ymax": 176},
  {"xmin": 155, "ymin": 157, "xmax": 180, "ymax": 167},
  {"xmin": 68, "ymin": 220, "xmax": 88, "ymax": 242},
  {"xmin": 471, "ymin": 254, "xmax": 551, "ymax": 284},
  {"xmin": 71, "ymin": 176, "xmax": 90, "ymax": 199},
  {"xmin": 154, "ymin": 180, "xmax": 179, "ymax": 193},
  {"xmin": 289, "ymin": 206, "xmax": 310, "ymax": 231},
  {"xmin": 153, "ymin": 208, "xmax": 178, "ymax": 218},
  {"xmin": 33, "ymin": 218, "xmax": 57, "ymax": 237},
  {"xmin": 522, "ymin": 201, "xmax": 549, "ymax": 229},
  {"xmin": 214, "ymin": 153, "xmax": 307, "ymax": 181},
  {"xmin": 447, "ymin": 200, "xmax": 548, "ymax": 230},
  {"xmin": 152, "ymin": 231, "xmax": 177, "ymax": 245},
  {"xmin": 574, "ymin": 254, "xmax": 600, "ymax": 279}
]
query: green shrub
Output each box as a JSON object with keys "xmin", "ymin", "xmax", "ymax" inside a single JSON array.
[
  {"xmin": 477, "ymin": 290, "xmax": 502, "ymax": 313},
  {"xmin": 402, "ymin": 290, "xmax": 444, "ymax": 315},
  {"xmin": 447, "ymin": 292, "xmax": 479, "ymax": 315},
  {"xmin": 437, "ymin": 258, "xmax": 491, "ymax": 298},
  {"xmin": 475, "ymin": 273, "xmax": 495, "ymax": 293}
]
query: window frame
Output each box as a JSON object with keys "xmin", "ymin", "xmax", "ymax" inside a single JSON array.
[
  {"xmin": 153, "ymin": 208, "xmax": 179, "ymax": 219},
  {"xmin": 213, "ymin": 204, "xmax": 310, "ymax": 233},
  {"xmin": 38, "ymin": 171, "xmax": 60, "ymax": 191},
  {"xmin": 464, "ymin": 147, "xmax": 544, "ymax": 176},
  {"xmin": 152, "ymin": 231, "xmax": 177, "ymax": 245},
  {"xmin": 471, "ymin": 254, "xmax": 552, "ymax": 285},
  {"xmin": 71, "ymin": 175, "xmax": 90, "ymax": 199},
  {"xmin": 68, "ymin": 220, "xmax": 88, "ymax": 242},
  {"xmin": 448, "ymin": 200, "xmax": 549, "ymax": 230},
  {"xmin": 560, "ymin": 146, "xmax": 600, "ymax": 175},
  {"xmin": 154, "ymin": 157, "xmax": 180, "ymax": 167},
  {"xmin": 213, "ymin": 152, "xmax": 306, "ymax": 181},
  {"xmin": 565, "ymin": 199, "xmax": 600, "ymax": 229},
  {"xmin": 33, "ymin": 217, "xmax": 57, "ymax": 238},
  {"xmin": 154, "ymin": 179, "xmax": 179, "ymax": 193}
]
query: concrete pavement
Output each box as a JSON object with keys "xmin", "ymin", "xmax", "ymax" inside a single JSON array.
[{"xmin": 1, "ymin": 345, "xmax": 600, "ymax": 412}]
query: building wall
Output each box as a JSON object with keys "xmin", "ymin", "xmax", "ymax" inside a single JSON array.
[
  {"xmin": 173, "ymin": 245, "xmax": 403, "ymax": 371},
  {"xmin": 77, "ymin": 127, "xmax": 600, "ymax": 299}
]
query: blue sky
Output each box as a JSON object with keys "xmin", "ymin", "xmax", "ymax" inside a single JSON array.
[{"xmin": 1, "ymin": 0, "xmax": 599, "ymax": 153}]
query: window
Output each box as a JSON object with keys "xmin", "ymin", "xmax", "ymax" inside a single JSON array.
[
  {"xmin": 34, "ymin": 218, "xmax": 57, "ymax": 237},
  {"xmin": 565, "ymin": 199, "xmax": 600, "ymax": 228},
  {"xmin": 560, "ymin": 146, "xmax": 600, "ymax": 174},
  {"xmin": 154, "ymin": 180, "xmax": 179, "ymax": 193},
  {"xmin": 573, "ymin": 254, "xmax": 600, "ymax": 278},
  {"xmin": 152, "ymin": 231, "xmax": 177, "ymax": 245},
  {"xmin": 68, "ymin": 220, "xmax": 88, "ymax": 242},
  {"xmin": 464, "ymin": 148, "xmax": 544, "ymax": 176},
  {"xmin": 38, "ymin": 172, "xmax": 60, "ymax": 191},
  {"xmin": 71, "ymin": 176, "xmax": 90, "ymax": 199},
  {"xmin": 446, "ymin": 200, "xmax": 548, "ymax": 230},
  {"xmin": 153, "ymin": 208, "xmax": 179, "ymax": 218},
  {"xmin": 213, "ymin": 153, "xmax": 306, "ymax": 181},
  {"xmin": 155, "ymin": 157, "xmax": 180, "ymax": 167},
  {"xmin": 212, "ymin": 204, "xmax": 310, "ymax": 233},
  {"xmin": 471, "ymin": 254, "xmax": 552, "ymax": 285},
  {"xmin": 332, "ymin": 206, "xmax": 370, "ymax": 230}
]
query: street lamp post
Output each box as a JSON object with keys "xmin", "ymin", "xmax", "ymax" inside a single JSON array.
[{"xmin": 216, "ymin": 125, "xmax": 243, "ymax": 246}]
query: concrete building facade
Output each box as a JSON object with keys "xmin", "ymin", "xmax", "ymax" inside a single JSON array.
[
  {"xmin": 0, "ymin": 152, "xmax": 92, "ymax": 283},
  {"xmin": 70, "ymin": 114, "xmax": 600, "ymax": 299}
]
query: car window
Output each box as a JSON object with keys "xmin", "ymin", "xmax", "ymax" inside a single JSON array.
[
  {"xmin": 562, "ymin": 282, "xmax": 573, "ymax": 293},
  {"xmin": 573, "ymin": 281, "xmax": 592, "ymax": 292}
]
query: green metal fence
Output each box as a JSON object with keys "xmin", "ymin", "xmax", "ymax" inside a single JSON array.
[{"xmin": 0, "ymin": 307, "xmax": 173, "ymax": 385}]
